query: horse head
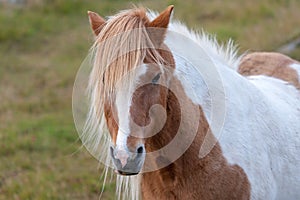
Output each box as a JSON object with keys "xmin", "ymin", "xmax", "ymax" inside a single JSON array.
[{"xmin": 87, "ymin": 6, "xmax": 178, "ymax": 175}]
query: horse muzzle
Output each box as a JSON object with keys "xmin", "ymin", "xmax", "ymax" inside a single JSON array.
[{"xmin": 110, "ymin": 145, "xmax": 145, "ymax": 176}]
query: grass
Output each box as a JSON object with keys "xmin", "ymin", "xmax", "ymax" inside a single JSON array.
[{"xmin": 0, "ymin": 0, "xmax": 299, "ymax": 199}]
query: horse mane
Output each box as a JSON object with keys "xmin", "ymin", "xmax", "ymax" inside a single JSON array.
[{"xmin": 146, "ymin": 11, "xmax": 242, "ymax": 71}]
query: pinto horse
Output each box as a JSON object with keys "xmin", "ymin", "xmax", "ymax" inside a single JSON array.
[{"xmin": 82, "ymin": 6, "xmax": 300, "ymax": 200}]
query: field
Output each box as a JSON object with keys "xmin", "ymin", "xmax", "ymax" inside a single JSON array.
[{"xmin": 0, "ymin": 0, "xmax": 299, "ymax": 199}]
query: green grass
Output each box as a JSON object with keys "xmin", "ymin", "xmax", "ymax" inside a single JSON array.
[{"xmin": 0, "ymin": 0, "xmax": 300, "ymax": 199}]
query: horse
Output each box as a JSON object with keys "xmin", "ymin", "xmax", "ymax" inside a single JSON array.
[
  {"xmin": 81, "ymin": 5, "xmax": 300, "ymax": 200},
  {"xmin": 238, "ymin": 52, "xmax": 300, "ymax": 89}
]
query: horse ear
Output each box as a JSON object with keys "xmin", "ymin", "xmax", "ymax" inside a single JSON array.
[
  {"xmin": 87, "ymin": 11, "xmax": 106, "ymax": 36},
  {"xmin": 148, "ymin": 5, "xmax": 174, "ymax": 46}
]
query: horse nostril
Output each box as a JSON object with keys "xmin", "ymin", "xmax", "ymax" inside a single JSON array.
[{"xmin": 137, "ymin": 146, "xmax": 144, "ymax": 154}]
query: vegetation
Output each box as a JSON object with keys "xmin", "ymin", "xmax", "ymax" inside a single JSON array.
[{"xmin": 0, "ymin": 0, "xmax": 299, "ymax": 199}]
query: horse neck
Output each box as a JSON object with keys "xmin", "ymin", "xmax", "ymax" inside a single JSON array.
[
  {"xmin": 141, "ymin": 94, "xmax": 240, "ymax": 199},
  {"xmin": 141, "ymin": 74, "xmax": 219, "ymax": 190},
  {"xmin": 177, "ymin": 56, "xmax": 263, "ymax": 125},
  {"xmin": 141, "ymin": 60, "xmax": 252, "ymax": 199}
]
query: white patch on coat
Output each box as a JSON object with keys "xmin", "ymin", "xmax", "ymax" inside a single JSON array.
[{"xmin": 115, "ymin": 64, "xmax": 148, "ymax": 149}]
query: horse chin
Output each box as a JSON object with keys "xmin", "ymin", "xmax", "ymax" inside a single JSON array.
[{"xmin": 115, "ymin": 169, "xmax": 139, "ymax": 176}]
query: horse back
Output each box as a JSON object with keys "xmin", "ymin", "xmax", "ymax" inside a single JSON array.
[{"xmin": 238, "ymin": 52, "xmax": 300, "ymax": 89}]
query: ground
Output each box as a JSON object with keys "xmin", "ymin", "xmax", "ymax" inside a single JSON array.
[{"xmin": 0, "ymin": 0, "xmax": 299, "ymax": 199}]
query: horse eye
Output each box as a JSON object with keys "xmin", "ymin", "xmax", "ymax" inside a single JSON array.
[{"xmin": 151, "ymin": 73, "xmax": 161, "ymax": 84}]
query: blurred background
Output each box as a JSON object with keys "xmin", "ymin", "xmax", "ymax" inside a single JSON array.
[{"xmin": 0, "ymin": 0, "xmax": 299, "ymax": 199}]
